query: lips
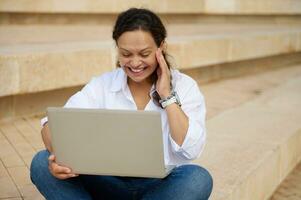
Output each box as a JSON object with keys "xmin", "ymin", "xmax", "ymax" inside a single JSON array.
[
  {"xmin": 130, "ymin": 67, "xmax": 144, "ymax": 72},
  {"xmin": 127, "ymin": 66, "xmax": 147, "ymax": 75}
]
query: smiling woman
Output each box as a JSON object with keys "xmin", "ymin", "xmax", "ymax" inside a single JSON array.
[
  {"xmin": 116, "ymin": 30, "xmax": 167, "ymax": 110},
  {"xmin": 30, "ymin": 8, "xmax": 213, "ymax": 200},
  {"xmin": 112, "ymin": 8, "xmax": 173, "ymax": 108},
  {"xmin": 117, "ymin": 30, "xmax": 159, "ymax": 87}
]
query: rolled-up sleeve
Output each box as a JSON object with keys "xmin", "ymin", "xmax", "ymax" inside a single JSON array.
[{"xmin": 169, "ymin": 82, "xmax": 207, "ymax": 161}]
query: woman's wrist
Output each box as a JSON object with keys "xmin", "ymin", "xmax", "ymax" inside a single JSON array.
[
  {"xmin": 159, "ymin": 91, "xmax": 182, "ymax": 109},
  {"xmin": 158, "ymin": 89, "xmax": 171, "ymax": 99}
]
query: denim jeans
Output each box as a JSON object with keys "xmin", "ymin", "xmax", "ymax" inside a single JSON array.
[{"xmin": 30, "ymin": 150, "xmax": 213, "ymax": 200}]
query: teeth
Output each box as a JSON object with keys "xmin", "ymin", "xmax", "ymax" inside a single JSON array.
[{"xmin": 130, "ymin": 68, "xmax": 144, "ymax": 73}]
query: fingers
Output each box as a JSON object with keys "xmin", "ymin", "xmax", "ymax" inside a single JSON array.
[
  {"xmin": 51, "ymin": 162, "xmax": 71, "ymax": 174},
  {"xmin": 156, "ymin": 48, "xmax": 169, "ymax": 73},
  {"xmin": 53, "ymin": 172, "xmax": 78, "ymax": 180},
  {"xmin": 48, "ymin": 154, "xmax": 55, "ymax": 162},
  {"xmin": 48, "ymin": 154, "xmax": 78, "ymax": 180},
  {"xmin": 156, "ymin": 66, "xmax": 162, "ymax": 76}
]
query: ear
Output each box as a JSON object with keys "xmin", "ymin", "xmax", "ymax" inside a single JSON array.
[{"xmin": 159, "ymin": 41, "xmax": 167, "ymax": 53}]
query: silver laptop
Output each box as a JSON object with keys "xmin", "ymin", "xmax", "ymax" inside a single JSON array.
[{"xmin": 47, "ymin": 107, "xmax": 175, "ymax": 178}]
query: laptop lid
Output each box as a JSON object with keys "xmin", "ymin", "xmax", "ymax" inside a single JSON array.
[{"xmin": 47, "ymin": 107, "xmax": 168, "ymax": 178}]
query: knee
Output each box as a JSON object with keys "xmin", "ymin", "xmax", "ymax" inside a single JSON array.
[
  {"xmin": 179, "ymin": 165, "xmax": 213, "ymax": 199},
  {"xmin": 189, "ymin": 165, "xmax": 213, "ymax": 187},
  {"xmin": 31, "ymin": 149, "xmax": 50, "ymax": 171},
  {"xmin": 30, "ymin": 150, "xmax": 50, "ymax": 183}
]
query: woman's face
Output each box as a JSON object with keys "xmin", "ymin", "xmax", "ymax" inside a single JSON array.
[{"xmin": 117, "ymin": 30, "xmax": 159, "ymax": 84}]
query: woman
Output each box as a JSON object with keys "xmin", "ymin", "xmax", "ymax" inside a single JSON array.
[{"xmin": 30, "ymin": 8, "xmax": 213, "ymax": 200}]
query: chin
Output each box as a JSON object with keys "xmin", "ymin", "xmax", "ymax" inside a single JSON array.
[{"xmin": 127, "ymin": 75, "xmax": 149, "ymax": 83}]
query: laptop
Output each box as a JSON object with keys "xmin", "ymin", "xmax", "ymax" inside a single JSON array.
[{"xmin": 47, "ymin": 107, "xmax": 175, "ymax": 178}]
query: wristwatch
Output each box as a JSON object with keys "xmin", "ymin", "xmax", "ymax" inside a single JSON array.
[{"xmin": 159, "ymin": 91, "xmax": 181, "ymax": 109}]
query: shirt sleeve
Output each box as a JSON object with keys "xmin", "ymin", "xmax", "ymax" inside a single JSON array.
[
  {"xmin": 40, "ymin": 77, "xmax": 101, "ymax": 127},
  {"xmin": 169, "ymin": 82, "xmax": 207, "ymax": 161},
  {"xmin": 64, "ymin": 77, "xmax": 101, "ymax": 108}
]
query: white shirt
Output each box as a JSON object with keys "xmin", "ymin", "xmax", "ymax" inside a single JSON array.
[{"xmin": 42, "ymin": 68, "xmax": 207, "ymax": 166}]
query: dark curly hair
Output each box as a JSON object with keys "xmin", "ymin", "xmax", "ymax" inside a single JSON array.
[{"xmin": 112, "ymin": 7, "xmax": 173, "ymax": 108}]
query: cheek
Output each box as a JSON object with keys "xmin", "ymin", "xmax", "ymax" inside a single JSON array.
[
  {"xmin": 118, "ymin": 57, "xmax": 130, "ymax": 66},
  {"xmin": 144, "ymin": 56, "xmax": 158, "ymax": 68}
]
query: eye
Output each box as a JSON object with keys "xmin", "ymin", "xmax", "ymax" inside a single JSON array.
[
  {"xmin": 140, "ymin": 52, "xmax": 151, "ymax": 58},
  {"xmin": 121, "ymin": 53, "xmax": 131, "ymax": 57}
]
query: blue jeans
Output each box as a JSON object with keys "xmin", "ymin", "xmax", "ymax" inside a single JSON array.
[{"xmin": 30, "ymin": 150, "xmax": 213, "ymax": 200}]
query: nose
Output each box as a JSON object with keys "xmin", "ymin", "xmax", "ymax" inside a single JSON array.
[{"xmin": 130, "ymin": 57, "xmax": 142, "ymax": 68}]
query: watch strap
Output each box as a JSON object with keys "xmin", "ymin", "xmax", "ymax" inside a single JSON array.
[
  {"xmin": 159, "ymin": 91, "xmax": 181, "ymax": 108},
  {"xmin": 161, "ymin": 96, "xmax": 177, "ymax": 108}
]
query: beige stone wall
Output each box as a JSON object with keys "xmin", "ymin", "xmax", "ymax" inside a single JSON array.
[
  {"xmin": 204, "ymin": 0, "xmax": 301, "ymax": 14},
  {"xmin": 1, "ymin": 0, "xmax": 301, "ymax": 119},
  {"xmin": 0, "ymin": 86, "xmax": 81, "ymax": 120},
  {"xmin": 0, "ymin": 0, "xmax": 204, "ymax": 14},
  {"xmin": 1, "ymin": 2, "xmax": 301, "ymax": 199},
  {"xmin": 3, "ymin": 26, "xmax": 301, "ymax": 96},
  {"xmin": 2, "ymin": 52, "xmax": 301, "ymax": 120},
  {"xmin": 1, "ymin": 0, "xmax": 301, "ymax": 14}
]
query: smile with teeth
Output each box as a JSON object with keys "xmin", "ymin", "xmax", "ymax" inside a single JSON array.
[{"xmin": 128, "ymin": 67, "xmax": 146, "ymax": 73}]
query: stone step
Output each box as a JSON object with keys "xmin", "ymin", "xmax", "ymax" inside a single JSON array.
[
  {"xmin": 1, "ymin": 24, "xmax": 300, "ymax": 97},
  {"xmin": 204, "ymin": 0, "xmax": 301, "ymax": 15},
  {"xmin": 2, "ymin": 13, "xmax": 301, "ymax": 26},
  {"xmin": 193, "ymin": 64, "xmax": 301, "ymax": 199},
  {"xmin": 269, "ymin": 162, "xmax": 301, "ymax": 200},
  {"xmin": 269, "ymin": 161, "xmax": 301, "ymax": 199},
  {"xmin": 0, "ymin": 0, "xmax": 300, "ymax": 14}
]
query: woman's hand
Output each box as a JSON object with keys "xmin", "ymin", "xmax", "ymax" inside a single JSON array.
[
  {"xmin": 155, "ymin": 48, "xmax": 171, "ymax": 99},
  {"xmin": 48, "ymin": 154, "xmax": 78, "ymax": 180}
]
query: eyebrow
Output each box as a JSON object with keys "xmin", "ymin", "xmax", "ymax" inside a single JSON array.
[{"xmin": 119, "ymin": 47, "xmax": 152, "ymax": 53}]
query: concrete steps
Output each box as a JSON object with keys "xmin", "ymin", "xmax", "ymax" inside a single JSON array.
[
  {"xmin": 1, "ymin": 1, "xmax": 300, "ymax": 199},
  {"xmin": 0, "ymin": 0, "xmax": 300, "ymax": 14},
  {"xmin": 193, "ymin": 64, "xmax": 301, "ymax": 199},
  {"xmin": 1, "ymin": 24, "xmax": 300, "ymax": 98},
  {"xmin": 1, "ymin": 0, "xmax": 300, "ymax": 121},
  {"xmin": 270, "ymin": 161, "xmax": 301, "ymax": 199}
]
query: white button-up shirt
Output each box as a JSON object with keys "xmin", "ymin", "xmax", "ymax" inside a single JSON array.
[{"xmin": 42, "ymin": 68, "xmax": 207, "ymax": 166}]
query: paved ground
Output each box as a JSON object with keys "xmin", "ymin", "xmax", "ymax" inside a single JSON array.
[
  {"xmin": 0, "ymin": 117, "xmax": 44, "ymax": 199},
  {"xmin": 0, "ymin": 64, "xmax": 301, "ymax": 199}
]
